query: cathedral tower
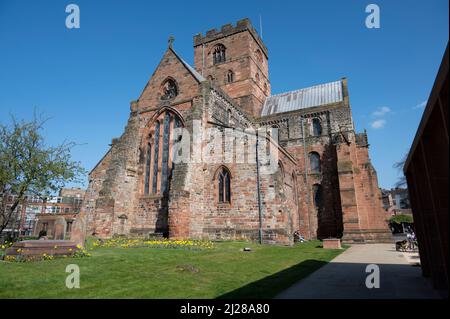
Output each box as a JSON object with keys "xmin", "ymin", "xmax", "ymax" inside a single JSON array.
[{"xmin": 193, "ymin": 18, "xmax": 270, "ymax": 117}]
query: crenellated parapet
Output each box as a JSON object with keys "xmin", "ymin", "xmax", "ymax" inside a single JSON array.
[{"xmin": 193, "ymin": 18, "xmax": 268, "ymax": 58}]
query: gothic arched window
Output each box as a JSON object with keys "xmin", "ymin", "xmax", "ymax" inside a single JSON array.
[
  {"xmin": 151, "ymin": 121, "xmax": 160, "ymax": 193},
  {"xmin": 161, "ymin": 78, "xmax": 178, "ymax": 100},
  {"xmin": 312, "ymin": 118, "xmax": 322, "ymax": 136},
  {"xmin": 226, "ymin": 70, "xmax": 234, "ymax": 83},
  {"xmin": 213, "ymin": 44, "xmax": 226, "ymax": 64},
  {"xmin": 160, "ymin": 113, "xmax": 171, "ymax": 194},
  {"xmin": 217, "ymin": 167, "xmax": 231, "ymax": 203},
  {"xmin": 312, "ymin": 184, "xmax": 323, "ymax": 209},
  {"xmin": 144, "ymin": 143, "xmax": 152, "ymax": 194},
  {"xmin": 309, "ymin": 152, "xmax": 321, "ymax": 173},
  {"xmin": 144, "ymin": 110, "xmax": 184, "ymax": 196}
]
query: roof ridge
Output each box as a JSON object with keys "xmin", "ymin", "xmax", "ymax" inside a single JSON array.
[
  {"xmin": 261, "ymin": 79, "xmax": 344, "ymax": 116},
  {"xmin": 268, "ymin": 79, "xmax": 342, "ymax": 99},
  {"xmin": 169, "ymin": 47, "xmax": 205, "ymax": 82}
]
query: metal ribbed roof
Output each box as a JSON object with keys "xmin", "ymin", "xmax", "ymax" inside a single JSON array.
[{"xmin": 261, "ymin": 80, "xmax": 343, "ymax": 116}]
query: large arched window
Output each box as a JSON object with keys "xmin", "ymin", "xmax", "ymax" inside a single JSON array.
[
  {"xmin": 213, "ymin": 44, "xmax": 226, "ymax": 64},
  {"xmin": 312, "ymin": 118, "xmax": 322, "ymax": 136},
  {"xmin": 309, "ymin": 152, "xmax": 321, "ymax": 173},
  {"xmin": 144, "ymin": 110, "xmax": 184, "ymax": 196},
  {"xmin": 217, "ymin": 166, "xmax": 231, "ymax": 203}
]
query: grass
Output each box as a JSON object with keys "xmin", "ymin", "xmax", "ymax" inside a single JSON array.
[{"xmin": 0, "ymin": 240, "xmax": 343, "ymax": 299}]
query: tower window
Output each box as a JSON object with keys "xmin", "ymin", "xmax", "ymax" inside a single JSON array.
[
  {"xmin": 255, "ymin": 72, "xmax": 260, "ymax": 83},
  {"xmin": 217, "ymin": 167, "xmax": 231, "ymax": 203},
  {"xmin": 309, "ymin": 152, "xmax": 321, "ymax": 173},
  {"xmin": 213, "ymin": 44, "xmax": 226, "ymax": 64},
  {"xmin": 226, "ymin": 70, "xmax": 234, "ymax": 83},
  {"xmin": 255, "ymin": 49, "xmax": 263, "ymax": 64},
  {"xmin": 312, "ymin": 118, "xmax": 322, "ymax": 136}
]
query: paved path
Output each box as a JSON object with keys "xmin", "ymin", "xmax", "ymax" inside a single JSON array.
[{"xmin": 277, "ymin": 244, "xmax": 443, "ymax": 299}]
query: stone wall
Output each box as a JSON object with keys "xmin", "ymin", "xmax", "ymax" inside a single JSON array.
[{"xmin": 77, "ymin": 19, "xmax": 390, "ymax": 246}]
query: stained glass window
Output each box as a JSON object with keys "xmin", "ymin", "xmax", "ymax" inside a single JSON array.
[
  {"xmin": 145, "ymin": 112, "xmax": 184, "ymax": 196},
  {"xmin": 144, "ymin": 143, "xmax": 152, "ymax": 194},
  {"xmin": 218, "ymin": 167, "xmax": 231, "ymax": 203},
  {"xmin": 161, "ymin": 79, "xmax": 178, "ymax": 100},
  {"xmin": 309, "ymin": 152, "xmax": 321, "ymax": 173},
  {"xmin": 160, "ymin": 113, "xmax": 171, "ymax": 194},
  {"xmin": 152, "ymin": 121, "xmax": 160, "ymax": 194}
]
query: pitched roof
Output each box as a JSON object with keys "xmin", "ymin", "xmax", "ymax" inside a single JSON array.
[
  {"xmin": 169, "ymin": 47, "xmax": 205, "ymax": 82},
  {"xmin": 261, "ymin": 80, "xmax": 344, "ymax": 116}
]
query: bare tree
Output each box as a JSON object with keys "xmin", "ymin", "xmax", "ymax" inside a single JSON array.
[{"xmin": 393, "ymin": 153, "xmax": 408, "ymax": 188}]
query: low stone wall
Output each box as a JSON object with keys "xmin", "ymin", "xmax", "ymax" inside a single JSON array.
[{"xmin": 5, "ymin": 240, "xmax": 78, "ymax": 257}]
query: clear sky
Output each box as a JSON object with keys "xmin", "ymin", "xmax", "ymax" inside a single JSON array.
[{"xmin": 0, "ymin": 0, "xmax": 448, "ymax": 189}]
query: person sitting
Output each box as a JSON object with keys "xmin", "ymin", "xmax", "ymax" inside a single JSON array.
[{"xmin": 38, "ymin": 230, "xmax": 48, "ymax": 240}]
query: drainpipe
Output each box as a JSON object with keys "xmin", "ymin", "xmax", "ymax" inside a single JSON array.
[
  {"xmin": 256, "ymin": 129, "xmax": 263, "ymax": 244},
  {"xmin": 301, "ymin": 117, "xmax": 312, "ymax": 240}
]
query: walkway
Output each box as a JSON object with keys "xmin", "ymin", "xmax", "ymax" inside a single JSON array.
[{"xmin": 277, "ymin": 244, "xmax": 443, "ymax": 299}]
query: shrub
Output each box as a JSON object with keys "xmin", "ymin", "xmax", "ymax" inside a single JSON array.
[{"xmin": 389, "ymin": 214, "xmax": 413, "ymax": 224}]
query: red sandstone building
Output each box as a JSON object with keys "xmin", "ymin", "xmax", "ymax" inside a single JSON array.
[
  {"xmin": 76, "ymin": 18, "xmax": 390, "ymax": 244},
  {"xmin": 404, "ymin": 44, "xmax": 449, "ymax": 290}
]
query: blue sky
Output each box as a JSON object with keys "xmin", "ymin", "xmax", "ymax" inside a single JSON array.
[{"xmin": 0, "ymin": 0, "xmax": 448, "ymax": 189}]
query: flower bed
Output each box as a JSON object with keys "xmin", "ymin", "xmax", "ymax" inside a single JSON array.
[
  {"xmin": 92, "ymin": 237, "xmax": 214, "ymax": 250},
  {"xmin": 1, "ymin": 243, "xmax": 91, "ymax": 263}
]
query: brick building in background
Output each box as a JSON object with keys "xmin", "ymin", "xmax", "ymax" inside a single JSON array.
[
  {"xmin": 76, "ymin": 18, "xmax": 390, "ymax": 244},
  {"xmin": 381, "ymin": 188, "xmax": 412, "ymax": 215},
  {"xmin": 404, "ymin": 44, "xmax": 448, "ymax": 290},
  {"xmin": 0, "ymin": 188, "xmax": 84, "ymax": 240}
]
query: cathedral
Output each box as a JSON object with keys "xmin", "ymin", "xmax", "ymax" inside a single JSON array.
[{"xmin": 78, "ymin": 18, "xmax": 391, "ymax": 244}]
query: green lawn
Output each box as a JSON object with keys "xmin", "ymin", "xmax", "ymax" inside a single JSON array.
[{"xmin": 0, "ymin": 240, "xmax": 343, "ymax": 298}]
